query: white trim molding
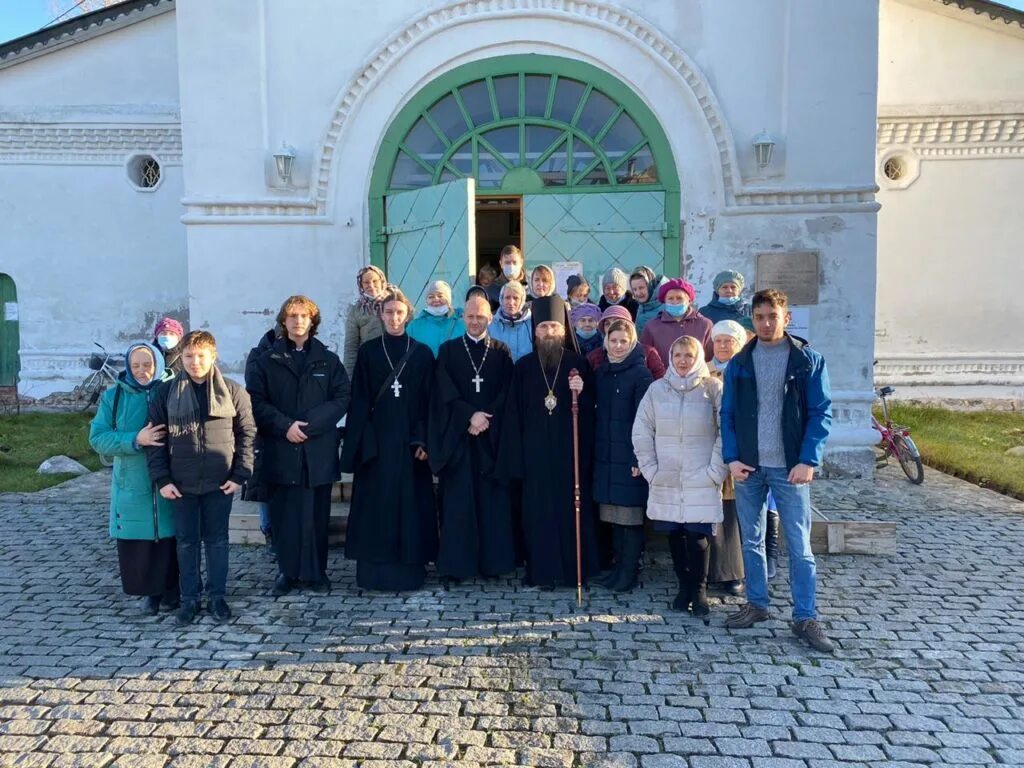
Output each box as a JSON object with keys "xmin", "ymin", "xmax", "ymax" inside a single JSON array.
[
  {"xmin": 0, "ymin": 124, "xmax": 183, "ymax": 166},
  {"xmin": 875, "ymin": 352, "xmax": 1024, "ymax": 386},
  {"xmin": 877, "ymin": 112, "xmax": 1024, "ymax": 161}
]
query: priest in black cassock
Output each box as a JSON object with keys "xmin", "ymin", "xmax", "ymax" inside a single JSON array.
[
  {"xmin": 499, "ymin": 294, "xmax": 599, "ymax": 588},
  {"xmin": 428, "ymin": 290, "xmax": 516, "ymax": 582},
  {"xmin": 340, "ymin": 286, "xmax": 437, "ymax": 591}
]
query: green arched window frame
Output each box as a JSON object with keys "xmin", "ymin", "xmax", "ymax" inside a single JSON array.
[{"xmin": 369, "ymin": 55, "xmax": 681, "ymax": 272}]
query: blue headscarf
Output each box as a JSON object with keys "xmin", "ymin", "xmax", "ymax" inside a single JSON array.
[{"xmin": 123, "ymin": 340, "xmax": 166, "ymax": 390}]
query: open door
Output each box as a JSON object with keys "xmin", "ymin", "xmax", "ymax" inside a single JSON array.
[{"xmin": 383, "ymin": 179, "xmax": 477, "ymax": 310}]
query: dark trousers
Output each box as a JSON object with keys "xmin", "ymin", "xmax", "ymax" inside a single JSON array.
[{"xmin": 173, "ymin": 490, "xmax": 232, "ymax": 603}]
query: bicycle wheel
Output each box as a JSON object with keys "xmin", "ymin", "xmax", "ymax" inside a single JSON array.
[{"xmin": 893, "ymin": 434, "xmax": 924, "ymax": 484}]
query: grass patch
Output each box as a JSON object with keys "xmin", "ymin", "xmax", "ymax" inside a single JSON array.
[
  {"xmin": 881, "ymin": 404, "xmax": 1024, "ymax": 499},
  {"xmin": 0, "ymin": 412, "xmax": 104, "ymax": 494}
]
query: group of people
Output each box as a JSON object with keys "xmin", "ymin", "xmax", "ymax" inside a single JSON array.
[{"xmin": 90, "ymin": 248, "xmax": 834, "ymax": 653}]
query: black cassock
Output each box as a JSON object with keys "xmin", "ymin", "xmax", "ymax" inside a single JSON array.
[
  {"xmin": 428, "ymin": 335, "xmax": 516, "ymax": 579},
  {"xmin": 340, "ymin": 333, "xmax": 437, "ymax": 591},
  {"xmin": 499, "ymin": 350, "xmax": 599, "ymax": 587}
]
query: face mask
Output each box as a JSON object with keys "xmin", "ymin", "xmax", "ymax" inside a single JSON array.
[
  {"xmin": 664, "ymin": 303, "xmax": 688, "ymax": 317},
  {"xmin": 502, "ymin": 265, "xmax": 519, "ymax": 278},
  {"xmin": 424, "ymin": 305, "xmax": 449, "ymax": 317},
  {"xmin": 718, "ymin": 295, "xmax": 741, "ymax": 306},
  {"xmin": 576, "ymin": 328, "xmax": 598, "ymax": 340},
  {"xmin": 157, "ymin": 334, "xmax": 178, "ymax": 349}
]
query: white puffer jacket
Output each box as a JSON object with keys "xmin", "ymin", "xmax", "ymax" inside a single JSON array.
[{"xmin": 632, "ymin": 359, "xmax": 728, "ymax": 524}]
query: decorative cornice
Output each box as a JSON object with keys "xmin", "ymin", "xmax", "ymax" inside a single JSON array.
[
  {"xmin": 0, "ymin": 0, "xmax": 175, "ymax": 71},
  {"xmin": 0, "ymin": 124, "xmax": 182, "ymax": 165},
  {"xmin": 875, "ymin": 353, "xmax": 1024, "ymax": 385},
  {"xmin": 936, "ymin": 0, "xmax": 1024, "ymax": 30},
  {"xmin": 878, "ymin": 115, "xmax": 1024, "ymax": 145}
]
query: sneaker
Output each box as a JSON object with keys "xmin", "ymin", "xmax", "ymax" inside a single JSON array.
[
  {"xmin": 724, "ymin": 602, "xmax": 770, "ymax": 629},
  {"xmin": 271, "ymin": 573, "xmax": 291, "ymax": 597},
  {"xmin": 143, "ymin": 596, "xmax": 161, "ymax": 616},
  {"xmin": 175, "ymin": 601, "xmax": 199, "ymax": 626},
  {"xmin": 766, "ymin": 555, "xmax": 778, "ymax": 581},
  {"xmin": 792, "ymin": 619, "xmax": 835, "ymax": 653},
  {"xmin": 209, "ymin": 598, "xmax": 232, "ymax": 623}
]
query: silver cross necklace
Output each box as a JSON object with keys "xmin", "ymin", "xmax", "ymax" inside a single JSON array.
[
  {"xmin": 462, "ymin": 335, "xmax": 489, "ymax": 394},
  {"xmin": 381, "ymin": 334, "xmax": 411, "ymax": 398}
]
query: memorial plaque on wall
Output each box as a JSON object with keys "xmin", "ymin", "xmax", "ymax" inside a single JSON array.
[{"xmin": 755, "ymin": 251, "xmax": 820, "ymax": 305}]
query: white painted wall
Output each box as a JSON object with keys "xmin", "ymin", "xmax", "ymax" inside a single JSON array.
[
  {"xmin": 876, "ymin": 0, "xmax": 1024, "ymax": 386},
  {"xmin": 175, "ymin": 0, "xmax": 880, "ymax": 469},
  {"xmin": 0, "ymin": 11, "xmax": 186, "ymax": 396}
]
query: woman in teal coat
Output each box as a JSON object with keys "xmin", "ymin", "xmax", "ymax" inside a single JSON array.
[
  {"xmin": 407, "ymin": 280, "xmax": 466, "ymax": 357},
  {"xmin": 89, "ymin": 341, "xmax": 178, "ymax": 615}
]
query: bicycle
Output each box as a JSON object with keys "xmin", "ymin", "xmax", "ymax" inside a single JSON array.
[
  {"xmin": 75, "ymin": 342, "xmax": 122, "ymax": 413},
  {"xmin": 872, "ymin": 385, "xmax": 924, "ymax": 484}
]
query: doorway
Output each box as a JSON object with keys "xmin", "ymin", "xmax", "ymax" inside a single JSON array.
[
  {"xmin": 0, "ymin": 273, "xmax": 19, "ymax": 408},
  {"xmin": 474, "ymin": 196, "xmax": 521, "ymax": 281}
]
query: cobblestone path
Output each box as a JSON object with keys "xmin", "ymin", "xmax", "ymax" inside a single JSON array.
[{"xmin": 0, "ymin": 466, "xmax": 1022, "ymax": 767}]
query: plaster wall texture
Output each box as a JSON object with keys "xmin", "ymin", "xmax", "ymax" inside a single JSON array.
[
  {"xmin": 0, "ymin": 11, "xmax": 187, "ymax": 396},
  {"xmin": 174, "ymin": 0, "xmax": 879, "ymax": 468},
  {"xmin": 876, "ymin": 0, "xmax": 1024, "ymax": 386}
]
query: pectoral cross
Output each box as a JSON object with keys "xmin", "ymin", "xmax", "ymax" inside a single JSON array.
[
  {"xmin": 391, "ymin": 378, "xmax": 402, "ymax": 398},
  {"xmin": 472, "ymin": 373, "xmax": 484, "ymax": 394}
]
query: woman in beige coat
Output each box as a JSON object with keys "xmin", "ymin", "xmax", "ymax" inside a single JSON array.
[{"xmin": 633, "ymin": 335, "xmax": 728, "ymax": 621}]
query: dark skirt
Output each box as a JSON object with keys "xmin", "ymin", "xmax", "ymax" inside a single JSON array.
[
  {"xmin": 269, "ymin": 483, "xmax": 332, "ymax": 583},
  {"xmin": 116, "ymin": 538, "xmax": 178, "ymax": 597},
  {"xmin": 708, "ymin": 499, "xmax": 744, "ymax": 583}
]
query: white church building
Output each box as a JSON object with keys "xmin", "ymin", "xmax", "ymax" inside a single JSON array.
[{"xmin": 1, "ymin": 0, "xmax": 956, "ymax": 475}]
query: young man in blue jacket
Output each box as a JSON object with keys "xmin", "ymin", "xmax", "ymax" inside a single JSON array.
[{"xmin": 720, "ymin": 288, "xmax": 834, "ymax": 652}]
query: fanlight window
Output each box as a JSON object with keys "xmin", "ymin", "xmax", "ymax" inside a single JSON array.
[{"xmin": 388, "ymin": 72, "xmax": 659, "ymax": 192}]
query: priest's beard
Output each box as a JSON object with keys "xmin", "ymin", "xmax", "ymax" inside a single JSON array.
[{"xmin": 537, "ymin": 337, "xmax": 564, "ymax": 373}]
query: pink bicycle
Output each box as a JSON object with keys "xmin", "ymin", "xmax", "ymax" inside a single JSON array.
[{"xmin": 872, "ymin": 385, "xmax": 924, "ymax": 484}]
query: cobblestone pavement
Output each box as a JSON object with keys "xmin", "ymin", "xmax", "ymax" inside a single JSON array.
[{"xmin": 1, "ymin": 465, "xmax": 1023, "ymax": 767}]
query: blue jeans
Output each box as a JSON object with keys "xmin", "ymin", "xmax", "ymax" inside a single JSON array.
[
  {"xmin": 173, "ymin": 490, "xmax": 233, "ymax": 603},
  {"xmin": 258, "ymin": 502, "xmax": 271, "ymax": 536},
  {"xmin": 734, "ymin": 466, "xmax": 817, "ymax": 622}
]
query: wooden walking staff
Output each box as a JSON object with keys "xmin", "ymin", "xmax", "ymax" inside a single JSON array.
[{"xmin": 569, "ymin": 368, "xmax": 583, "ymax": 608}]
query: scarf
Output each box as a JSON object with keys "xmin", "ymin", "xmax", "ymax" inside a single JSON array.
[
  {"xmin": 665, "ymin": 357, "xmax": 710, "ymax": 392},
  {"xmin": 355, "ymin": 265, "xmax": 387, "ymax": 314},
  {"xmin": 166, "ymin": 366, "xmax": 236, "ymax": 437},
  {"xmin": 123, "ymin": 341, "xmax": 165, "ymax": 390},
  {"xmin": 499, "ymin": 305, "xmax": 530, "ymax": 325}
]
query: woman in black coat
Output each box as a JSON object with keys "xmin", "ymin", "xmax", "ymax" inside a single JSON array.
[
  {"xmin": 591, "ymin": 319, "xmax": 653, "ymax": 592},
  {"xmin": 246, "ymin": 296, "xmax": 351, "ymax": 595}
]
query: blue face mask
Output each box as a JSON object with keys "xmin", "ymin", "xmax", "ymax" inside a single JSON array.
[
  {"xmin": 157, "ymin": 334, "xmax": 178, "ymax": 350},
  {"xmin": 664, "ymin": 303, "xmax": 688, "ymax": 317},
  {"xmin": 576, "ymin": 328, "xmax": 598, "ymax": 340},
  {"xmin": 718, "ymin": 295, "xmax": 741, "ymax": 306}
]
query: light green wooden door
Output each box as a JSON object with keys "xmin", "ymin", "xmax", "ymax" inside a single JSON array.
[
  {"xmin": 383, "ymin": 179, "xmax": 477, "ymax": 310},
  {"xmin": 0, "ymin": 274, "xmax": 19, "ymax": 387},
  {"xmin": 523, "ymin": 191, "xmax": 668, "ymax": 288}
]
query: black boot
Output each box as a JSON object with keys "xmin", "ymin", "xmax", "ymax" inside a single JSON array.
[
  {"xmin": 687, "ymin": 533, "xmax": 711, "ymax": 625},
  {"xmin": 592, "ymin": 524, "xmax": 623, "ymax": 589},
  {"xmin": 668, "ymin": 532, "xmax": 690, "ymax": 612},
  {"xmin": 611, "ymin": 526, "xmax": 644, "ymax": 593},
  {"xmin": 765, "ymin": 507, "xmax": 781, "ymax": 581}
]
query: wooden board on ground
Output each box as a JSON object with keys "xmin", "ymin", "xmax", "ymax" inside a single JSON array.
[
  {"xmin": 230, "ymin": 503, "xmax": 349, "ymax": 546},
  {"xmin": 806, "ymin": 507, "xmax": 897, "ymax": 556}
]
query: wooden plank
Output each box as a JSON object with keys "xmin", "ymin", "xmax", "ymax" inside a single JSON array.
[{"xmin": 832, "ymin": 521, "xmax": 896, "ymax": 556}]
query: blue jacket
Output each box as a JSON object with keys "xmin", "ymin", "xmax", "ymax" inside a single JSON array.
[
  {"xmin": 635, "ymin": 298, "xmax": 662, "ymax": 333},
  {"xmin": 700, "ymin": 295, "xmax": 750, "ymax": 325},
  {"xmin": 488, "ymin": 309, "xmax": 533, "ymax": 363},
  {"xmin": 721, "ymin": 334, "xmax": 832, "ymax": 470},
  {"xmin": 592, "ymin": 345, "xmax": 653, "ymax": 507},
  {"xmin": 408, "ymin": 309, "xmax": 466, "ymax": 357}
]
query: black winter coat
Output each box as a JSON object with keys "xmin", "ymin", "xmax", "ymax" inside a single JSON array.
[
  {"xmin": 146, "ymin": 374, "xmax": 256, "ymax": 495},
  {"xmin": 592, "ymin": 345, "xmax": 653, "ymax": 507},
  {"xmin": 241, "ymin": 330, "xmax": 277, "ymax": 502},
  {"xmin": 246, "ymin": 336, "xmax": 351, "ymax": 488}
]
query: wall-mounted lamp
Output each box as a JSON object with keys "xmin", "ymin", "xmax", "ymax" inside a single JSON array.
[
  {"xmin": 753, "ymin": 130, "xmax": 775, "ymax": 170},
  {"xmin": 273, "ymin": 142, "xmax": 296, "ymax": 185}
]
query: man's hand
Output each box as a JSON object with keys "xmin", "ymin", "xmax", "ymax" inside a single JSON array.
[
  {"xmin": 286, "ymin": 421, "xmax": 309, "ymax": 443},
  {"xmin": 788, "ymin": 463, "xmax": 815, "ymax": 485},
  {"xmin": 568, "ymin": 374, "xmax": 583, "ymax": 394},
  {"xmin": 469, "ymin": 411, "xmax": 492, "ymax": 435},
  {"xmin": 136, "ymin": 421, "xmax": 166, "ymax": 447},
  {"xmin": 414, "ymin": 446, "xmax": 428, "ymax": 461},
  {"xmin": 159, "ymin": 483, "xmax": 182, "ymax": 500},
  {"xmin": 630, "ymin": 466, "xmax": 641, "ymax": 478},
  {"xmin": 220, "ymin": 480, "xmax": 242, "ymax": 496},
  {"xmin": 729, "ymin": 461, "xmax": 756, "ymax": 481}
]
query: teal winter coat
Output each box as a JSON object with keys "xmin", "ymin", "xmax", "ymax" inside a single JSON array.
[
  {"xmin": 89, "ymin": 373, "xmax": 176, "ymax": 541},
  {"xmin": 408, "ymin": 309, "xmax": 466, "ymax": 357}
]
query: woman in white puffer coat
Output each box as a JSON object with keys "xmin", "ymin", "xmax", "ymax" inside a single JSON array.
[{"xmin": 632, "ymin": 335, "xmax": 728, "ymax": 621}]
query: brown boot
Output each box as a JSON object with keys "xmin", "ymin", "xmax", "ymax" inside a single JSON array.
[
  {"xmin": 725, "ymin": 602, "xmax": 770, "ymax": 629},
  {"xmin": 792, "ymin": 619, "xmax": 836, "ymax": 653}
]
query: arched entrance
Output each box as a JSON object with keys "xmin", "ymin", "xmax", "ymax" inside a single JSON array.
[
  {"xmin": 0, "ymin": 273, "xmax": 19, "ymax": 401},
  {"xmin": 369, "ymin": 54, "xmax": 680, "ymax": 307}
]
